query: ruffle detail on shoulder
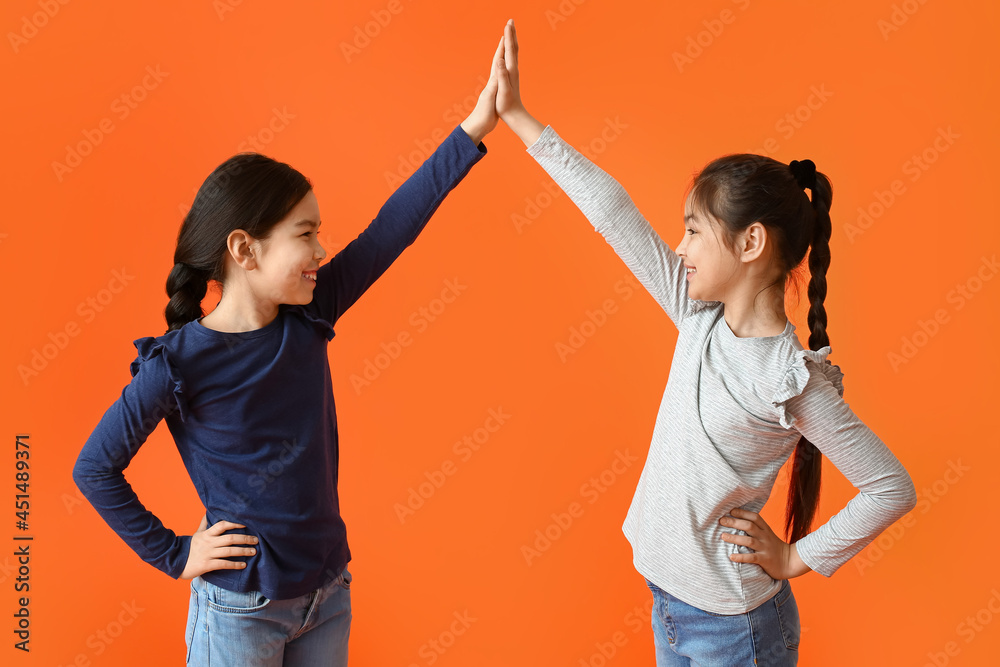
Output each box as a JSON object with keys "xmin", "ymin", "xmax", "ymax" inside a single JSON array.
[
  {"xmin": 130, "ymin": 337, "xmax": 190, "ymax": 423},
  {"xmin": 286, "ymin": 305, "xmax": 335, "ymax": 342},
  {"xmin": 770, "ymin": 345, "xmax": 845, "ymax": 429}
]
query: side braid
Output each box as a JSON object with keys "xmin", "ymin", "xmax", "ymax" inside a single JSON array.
[{"xmin": 164, "ymin": 262, "xmax": 210, "ymax": 334}]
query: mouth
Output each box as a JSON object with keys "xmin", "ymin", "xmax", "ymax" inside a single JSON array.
[
  {"xmin": 301, "ymin": 270, "xmax": 317, "ymax": 283},
  {"xmin": 685, "ymin": 266, "xmax": 696, "ymax": 279}
]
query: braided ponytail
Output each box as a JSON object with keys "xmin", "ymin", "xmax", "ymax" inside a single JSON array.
[
  {"xmin": 165, "ymin": 261, "xmax": 210, "ymax": 333},
  {"xmin": 783, "ymin": 165, "xmax": 834, "ymax": 544}
]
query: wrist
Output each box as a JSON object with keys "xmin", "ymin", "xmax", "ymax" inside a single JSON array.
[
  {"xmin": 787, "ymin": 542, "xmax": 813, "ymax": 578},
  {"xmin": 460, "ymin": 118, "xmax": 487, "ymax": 147},
  {"xmin": 501, "ymin": 107, "xmax": 545, "ymax": 148}
]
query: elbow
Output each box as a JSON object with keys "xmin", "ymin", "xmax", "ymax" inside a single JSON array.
[
  {"xmin": 870, "ymin": 471, "xmax": 918, "ymax": 523},
  {"xmin": 888, "ymin": 471, "xmax": 918, "ymax": 519},
  {"xmin": 71, "ymin": 451, "xmax": 104, "ymax": 500},
  {"xmin": 71, "ymin": 455, "xmax": 90, "ymax": 497}
]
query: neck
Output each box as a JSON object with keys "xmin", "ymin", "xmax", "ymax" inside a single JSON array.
[
  {"xmin": 720, "ymin": 280, "xmax": 788, "ymax": 338},
  {"xmin": 200, "ymin": 290, "xmax": 279, "ymax": 333},
  {"xmin": 722, "ymin": 306, "xmax": 788, "ymax": 338}
]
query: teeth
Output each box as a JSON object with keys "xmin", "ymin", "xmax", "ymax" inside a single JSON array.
[
  {"xmin": 302, "ymin": 272, "xmax": 316, "ymax": 281},
  {"xmin": 686, "ymin": 268, "xmax": 696, "ymax": 273}
]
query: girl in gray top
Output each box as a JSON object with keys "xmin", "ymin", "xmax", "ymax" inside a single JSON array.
[{"xmin": 491, "ymin": 19, "xmax": 916, "ymax": 665}]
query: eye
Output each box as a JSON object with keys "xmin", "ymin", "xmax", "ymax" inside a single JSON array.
[{"xmin": 686, "ymin": 228, "xmax": 696, "ymax": 235}]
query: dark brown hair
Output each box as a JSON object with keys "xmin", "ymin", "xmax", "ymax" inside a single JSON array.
[
  {"xmin": 165, "ymin": 153, "xmax": 313, "ymax": 334},
  {"xmin": 685, "ymin": 153, "xmax": 833, "ymax": 544}
]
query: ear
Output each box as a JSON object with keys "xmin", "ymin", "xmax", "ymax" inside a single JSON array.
[
  {"xmin": 738, "ymin": 222, "xmax": 769, "ymax": 263},
  {"xmin": 226, "ymin": 229, "xmax": 260, "ymax": 271}
]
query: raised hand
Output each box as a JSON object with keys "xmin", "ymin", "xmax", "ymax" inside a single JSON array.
[
  {"xmin": 496, "ymin": 19, "xmax": 523, "ymax": 118},
  {"xmin": 180, "ymin": 514, "xmax": 259, "ymax": 580},
  {"xmin": 494, "ymin": 19, "xmax": 545, "ymax": 147},
  {"xmin": 459, "ymin": 33, "xmax": 503, "ymax": 146}
]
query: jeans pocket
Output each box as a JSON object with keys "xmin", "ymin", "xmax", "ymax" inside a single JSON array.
[
  {"xmin": 337, "ymin": 566, "xmax": 352, "ymax": 591},
  {"xmin": 773, "ymin": 580, "xmax": 800, "ymax": 650},
  {"xmin": 185, "ymin": 581, "xmax": 199, "ymax": 663},
  {"xmin": 646, "ymin": 585, "xmax": 676, "ymax": 646},
  {"xmin": 205, "ymin": 579, "xmax": 272, "ymax": 614}
]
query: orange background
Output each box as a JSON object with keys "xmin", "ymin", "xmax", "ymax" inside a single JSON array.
[{"xmin": 3, "ymin": 0, "xmax": 999, "ymax": 664}]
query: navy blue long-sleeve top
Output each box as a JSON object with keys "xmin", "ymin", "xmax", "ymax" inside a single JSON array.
[{"xmin": 73, "ymin": 124, "xmax": 487, "ymax": 600}]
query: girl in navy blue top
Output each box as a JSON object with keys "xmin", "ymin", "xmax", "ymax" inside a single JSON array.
[{"xmin": 73, "ymin": 31, "xmax": 508, "ymax": 666}]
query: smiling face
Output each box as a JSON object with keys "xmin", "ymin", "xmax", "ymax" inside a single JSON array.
[
  {"xmin": 675, "ymin": 192, "xmax": 742, "ymax": 303},
  {"xmin": 246, "ymin": 189, "xmax": 327, "ymax": 306}
]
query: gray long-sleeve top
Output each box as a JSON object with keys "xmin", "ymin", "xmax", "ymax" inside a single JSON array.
[{"xmin": 526, "ymin": 124, "xmax": 917, "ymax": 614}]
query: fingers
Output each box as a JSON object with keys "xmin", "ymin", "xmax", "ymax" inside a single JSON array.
[
  {"xmin": 720, "ymin": 512, "xmax": 768, "ymax": 538},
  {"xmin": 727, "ymin": 518, "xmax": 755, "ymax": 533},
  {"xmin": 482, "ymin": 73, "xmax": 498, "ymax": 100},
  {"xmin": 505, "ymin": 19, "xmax": 518, "ymax": 72},
  {"xmin": 207, "ymin": 558, "xmax": 249, "ymax": 570},
  {"xmin": 482, "ymin": 37, "xmax": 501, "ymax": 88},
  {"xmin": 197, "ymin": 534, "xmax": 258, "ymax": 570},
  {"xmin": 201, "ymin": 540, "xmax": 256, "ymax": 572},
  {"xmin": 207, "ymin": 520, "xmax": 246, "ymax": 535},
  {"xmin": 494, "ymin": 55, "xmax": 511, "ymax": 98},
  {"xmin": 203, "ymin": 520, "xmax": 258, "ymax": 545},
  {"xmin": 512, "ymin": 20, "xmax": 519, "ymax": 64},
  {"xmin": 219, "ymin": 545, "xmax": 257, "ymax": 558},
  {"xmin": 185, "ymin": 521, "xmax": 260, "ymax": 578},
  {"xmin": 492, "ymin": 33, "xmax": 504, "ymax": 69},
  {"xmin": 495, "ymin": 53, "xmax": 509, "ymax": 85},
  {"xmin": 729, "ymin": 508, "xmax": 764, "ymax": 531},
  {"xmin": 722, "ymin": 532, "xmax": 756, "ymax": 549},
  {"xmin": 222, "ymin": 532, "xmax": 259, "ymax": 546}
]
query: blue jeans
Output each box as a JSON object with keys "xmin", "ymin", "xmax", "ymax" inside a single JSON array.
[
  {"xmin": 645, "ymin": 577, "xmax": 800, "ymax": 666},
  {"xmin": 185, "ymin": 566, "xmax": 352, "ymax": 666}
]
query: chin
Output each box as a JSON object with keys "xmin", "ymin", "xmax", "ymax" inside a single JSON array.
[{"xmin": 286, "ymin": 291, "xmax": 310, "ymax": 306}]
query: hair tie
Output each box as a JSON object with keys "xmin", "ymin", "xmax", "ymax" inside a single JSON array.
[{"xmin": 789, "ymin": 159, "xmax": 817, "ymax": 191}]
